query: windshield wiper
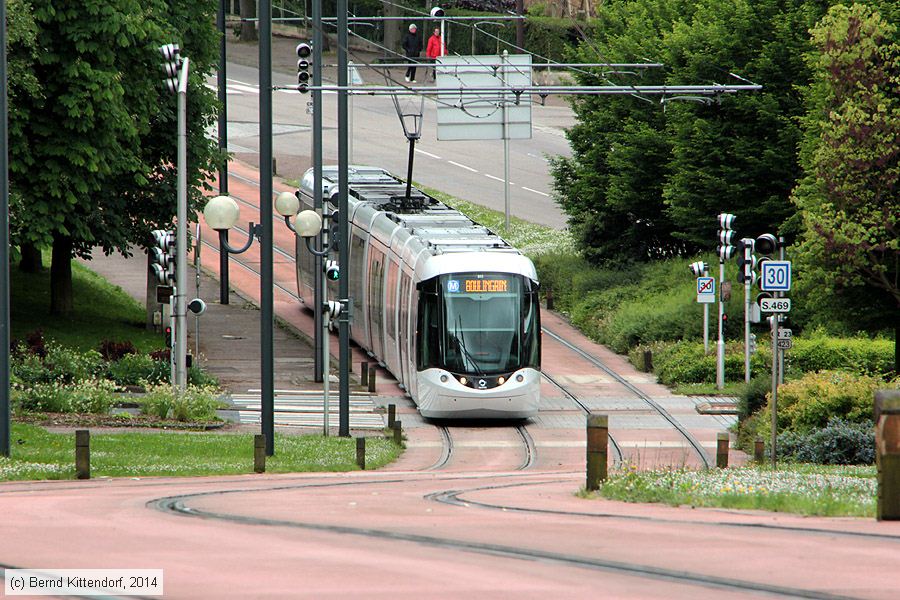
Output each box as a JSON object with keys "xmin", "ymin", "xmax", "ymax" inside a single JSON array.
[{"xmin": 455, "ymin": 314, "xmax": 485, "ymax": 376}]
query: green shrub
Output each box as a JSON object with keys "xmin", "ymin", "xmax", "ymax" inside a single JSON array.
[
  {"xmin": 11, "ymin": 348, "xmax": 49, "ymax": 386},
  {"xmin": 105, "ymin": 353, "xmax": 169, "ymax": 387},
  {"xmin": 778, "ymin": 419, "xmax": 875, "ymax": 465},
  {"xmin": 14, "ymin": 379, "xmax": 116, "ymax": 414},
  {"xmin": 42, "ymin": 343, "xmax": 104, "ymax": 384},
  {"xmin": 756, "ymin": 371, "xmax": 898, "ymax": 439},
  {"xmin": 638, "ymin": 341, "xmax": 764, "ymax": 386},
  {"xmin": 140, "ymin": 384, "xmax": 222, "ymax": 422},
  {"xmin": 786, "ymin": 333, "xmax": 894, "ymax": 377},
  {"xmin": 738, "ymin": 375, "xmax": 771, "ymax": 420}
]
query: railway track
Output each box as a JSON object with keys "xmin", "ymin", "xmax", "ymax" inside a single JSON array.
[
  {"xmin": 541, "ymin": 327, "xmax": 712, "ymax": 469},
  {"xmin": 149, "ymin": 477, "xmax": 866, "ymax": 599}
]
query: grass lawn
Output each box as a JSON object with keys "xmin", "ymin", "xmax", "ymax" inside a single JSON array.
[
  {"xmin": 11, "ymin": 258, "xmax": 162, "ymax": 353},
  {"xmin": 588, "ymin": 463, "xmax": 877, "ymax": 518},
  {"xmin": 0, "ymin": 423, "xmax": 401, "ymax": 480}
]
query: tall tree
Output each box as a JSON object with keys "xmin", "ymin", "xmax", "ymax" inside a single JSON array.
[
  {"xmin": 552, "ymin": 0, "xmax": 826, "ymax": 264},
  {"xmin": 791, "ymin": 3, "xmax": 900, "ymax": 368},
  {"xmin": 8, "ymin": 0, "xmax": 220, "ymax": 315}
]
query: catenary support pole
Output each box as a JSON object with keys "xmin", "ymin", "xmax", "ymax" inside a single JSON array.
[
  {"xmin": 337, "ymin": 0, "xmax": 351, "ymax": 437},
  {"xmin": 217, "ymin": 0, "xmax": 230, "ymax": 305},
  {"xmin": 312, "ymin": 0, "xmax": 324, "ymax": 382},
  {"xmin": 0, "ymin": 0, "xmax": 10, "ymax": 458},
  {"xmin": 260, "ymin": 0, "xmax": 275, "ymax": 455}
]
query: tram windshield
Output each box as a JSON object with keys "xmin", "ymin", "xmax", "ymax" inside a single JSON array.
[{"xmin": 418, "ymin": 273, "xmax": 540, "ymax": 375}]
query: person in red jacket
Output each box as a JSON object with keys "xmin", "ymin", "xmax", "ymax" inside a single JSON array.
[{"xmin": 425, "ymin": 28, "xmax": 445, "ymax": 81}]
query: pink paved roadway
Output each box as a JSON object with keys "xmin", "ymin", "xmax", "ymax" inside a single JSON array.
[{"xmin": 1, "ymin": 470, "xmax": 898, "ymax": 598}]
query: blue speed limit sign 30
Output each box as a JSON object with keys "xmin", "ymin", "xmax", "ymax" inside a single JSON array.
[{"xmin": 760, "ymin": 261, "xmax": 791, "ymax": 292}]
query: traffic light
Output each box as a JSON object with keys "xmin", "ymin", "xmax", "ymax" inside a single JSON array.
[
  {"xmin": 737, "ymin": 238, "xmax": 756, "ymax": 284},
  {"xmin": 165, "ymin": 325, "xmax": 173, "ymax": 349},
  {"xmin": 296, "ymin": 42, "xmax": 312, "ymax": 93},
  {"xmin": 324, "ymin": 259, "xmax": 340, "ymax": 281},
  {"xmin": 755, "ymin": 233, "xmax": 778, "ymax": 256},
  {"xmin": 716, "ymin": 213, "xmax": 736, "ymax": 261},
  {"xmin": 688, "ymin": 261, "xmax": 708, "ymax": 277},
  {"xmin": 324, "ymin": 300, "xmax": 342, "ymax": 321},
  {"xmin": 328, "ymin": 211, "xmax": 340, "ymax": 251},
  {"xmin": 158, "ymin": 43, "xmax": 182, "ymax": 94},
  {"xmin": 150, "ymin": 229, "xmax": 176, "ymax": 285}
]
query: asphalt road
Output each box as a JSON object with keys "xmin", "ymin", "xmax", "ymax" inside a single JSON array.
[{"xmin": 211, "ymin": 38, "xmax": 574, "ymax": 229}]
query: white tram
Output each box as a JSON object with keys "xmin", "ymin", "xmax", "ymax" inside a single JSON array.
[{"xmin": 294, "ymin": 166, "xmax": 541, "ymax": 419}]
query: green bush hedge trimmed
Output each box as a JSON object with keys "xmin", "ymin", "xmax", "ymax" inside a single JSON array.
[{"xmin": 777, "ymin": 418, "xmax": 874, "ymax": 465}]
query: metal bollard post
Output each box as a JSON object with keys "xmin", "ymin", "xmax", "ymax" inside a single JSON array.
[
  {"xmin": 754, "ymin": 437, "xmax": 765, "ymax": 463},
  {"xmin": 875, "ymin": 391, "xmax": 900, "ymax": 520},
  {"xmin": 356, "ymin": 436, "xmax": 366, "ymax": 470},
  {"xmin": 393, "ymin": 420, "xmax": 403, "ymax": 446},
  {"xmin": 360, "ymin": 362, "xmax": 368, "ymax": 386},
  {"xmin": 716, "ymin": 433, "xmax": 729, "ymax": 469},
  {"xmin": 368, "ymin": 367, "xmax": 377, "ymax": 393},
  {"xmin": 254, "ymin": 434, "xmax": 266, "ymax": 473},
  {"xmin": 387, "ymin": 403, "xmax": 396, "ymax": 430},
  {"xmin": 643, "ymin": 350, "xmax": 653, "ymax": 373},
  {"xmin": 546, "ymin": 288, "xmax": 554, "ymax": 310},
  {"xmin": 75, "ymin": 430, "xmax": 90, "ymax": 480},
  {"xmin": 586, "ymin": 414, "xmax": 608, "ymax": 491}
]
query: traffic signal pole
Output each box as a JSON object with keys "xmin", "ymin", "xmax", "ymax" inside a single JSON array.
[
  {"xmin": 717, "ymin": 259, "xmax": 725, "ymax": 390},
  {"xmin": 175, "ymin": 58, "xmax": 190, "ymax": 393}
]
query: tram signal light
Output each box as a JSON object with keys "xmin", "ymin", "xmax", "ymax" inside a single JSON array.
[
  {"xmin": 748, "ymin": 333, "xmax": 758, "ymax": 353},
  {"xmin": 716, "ymin": 213, "xmax": 736, "ymax": 263},
  {"xmin": 688, "ymin": 261, "xmax": 708, "ymax": 277},
  {"xmin": 150, "ymin": 229, "xmax": 176, "ymax": 285},
  {"xmin": 164, "ymin": 325, "xmax": 173, "ymax": 348},
  {"xmin": 296, "ymin": 42, "xmax": 313, "ymax": 93},
  {"xmin": 158, "ymin": 43, "xmax": 182, "ymax": 95},
  {"xmin": 328, "ymin": 211, "xmax": 340, "ymax": 251},
  {"xmin": 324, "ymin": 259, "xmax": 340, "ymax": 281}
]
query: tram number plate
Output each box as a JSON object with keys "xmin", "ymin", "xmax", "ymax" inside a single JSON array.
[{"xmin": 759, "ymin": 298, "xmax": 791, "ymax": 313}]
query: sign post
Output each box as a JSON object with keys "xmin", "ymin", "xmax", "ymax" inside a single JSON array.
[{"xmin": 760, "ymin": 260, "xmax": 792, "ymax": 469}]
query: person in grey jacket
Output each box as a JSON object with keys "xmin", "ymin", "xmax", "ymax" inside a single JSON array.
[{"xmin": 402, "ymin": 24, "xmax": 422, "ymax": 82}]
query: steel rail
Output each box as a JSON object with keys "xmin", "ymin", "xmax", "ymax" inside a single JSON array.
[
  {"xmin": 278, "ymin": 84, "xmax": 762, "ymax": 95},
  {"xmin": 542, "ymin": 328, "xmax": 712, "ymax": 469},
  {"xmin": 153, "ymin": 487, "xmax": 857, "ymax": 599},
  {"xmin": 541, "ymin": 371, "xmax": 624, "ymax": 466}
]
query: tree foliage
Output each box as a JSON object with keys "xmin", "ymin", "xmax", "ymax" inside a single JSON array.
[
  {"xmin": 7, "ymin": 0, "xmax": 221, "ymax": 314},
  {"xmin": 552, "ymin": 0, "xmax": 824, "ymax": 264},
  {"xmin": 791, "ymin": 3, "xmax": 900, "ymax": 338}
]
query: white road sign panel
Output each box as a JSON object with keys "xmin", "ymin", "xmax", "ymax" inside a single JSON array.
[
  {"xmin": 777, "ymin": 339, "xmax": 793, "ymax": 350},
  {"xmin": 760, "ymin": 297, "xmax": 791, "ymax": 313},
  {"xmin": 760, "ymin": 261, "xmax": 791, "ymax": 292},
  {"xmin": 777, "ymin": 328, "xmax": 792, "ymax": 340},
  {"xmin": 696, "ymin": 277, "xmax": 715, "ymax": 304}
]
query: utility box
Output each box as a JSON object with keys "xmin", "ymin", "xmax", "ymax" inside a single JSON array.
[{"xmin": 875, "ymin": 390, "xmax": 900, "ymax": 521}]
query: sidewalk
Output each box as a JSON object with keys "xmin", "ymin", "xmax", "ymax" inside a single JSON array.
[{"xmin": 78, "ymin": 252, "xmax": 316, "ymax": 395}]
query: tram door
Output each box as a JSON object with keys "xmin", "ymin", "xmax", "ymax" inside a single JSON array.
[
  {"xmin": 367, "ymin": 246, "xmax": 386, "ymax": 360},
  {"xmin": 398, "ymin": 272, "xmax": 411, "ymax": 388}
]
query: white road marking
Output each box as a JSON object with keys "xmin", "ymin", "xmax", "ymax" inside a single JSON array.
[
  {"xmin": 228, "ymin": 83, "xmax": 261, "ymax": 95},
  {"xmin": 522, "ymin": 186, "xmax": 550, "ymax": 197},
  {"xmin": 447, "ymin": 160, "xmax": 478, "ymax": 173},
  {"xmin": 484, "ymin": 173, "xmax": 515, "ymax": 185},
  {"xmin": 415, "ymin": 149, "xmax": 442, "ymax": 159}
]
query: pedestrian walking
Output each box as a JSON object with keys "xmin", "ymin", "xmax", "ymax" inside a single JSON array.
[
  {"xmin": 426, "ymin": 27, "xmax": 446, "ymax": 81},
  {"xmin": 402, "ymin": 24, "xmax": 422, "ymax": 83}
]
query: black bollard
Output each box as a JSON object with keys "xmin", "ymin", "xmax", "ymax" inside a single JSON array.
[{"xmin": 75, "ymin": 430, "xmax": 90, "ymax": 480}]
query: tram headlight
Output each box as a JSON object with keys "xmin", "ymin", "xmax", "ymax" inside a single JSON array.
[
  {"xmin": 498, "ymin": 376, "xmax": 505, "ymax": 385},
  {"xmin": 440, "ymin": 374, "xmax": 448, "ymax": 383},
  {"xmin": 458, "ymin": 376, "xmax": 468, "ymax": 386},
  {"xmin": 516, "ymin": 374, "xmax": 524, "ymax": 382}
]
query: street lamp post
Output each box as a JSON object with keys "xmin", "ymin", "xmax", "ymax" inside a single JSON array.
[{"xmin": 274, "ymin": 193, "xmax": 336, "ymax": 436}]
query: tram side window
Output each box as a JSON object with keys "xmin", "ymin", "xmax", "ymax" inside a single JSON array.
[
  {"xmin": 349, "ymin": 232, "xmax": 366, "ymax": 323},
  {"xmin": 523, "ymin": 286, "xmax": 541, "ymax": 369},
  {"xmin": 416, "ymin": 280, "xmax": 441, "ymax": 370}
]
